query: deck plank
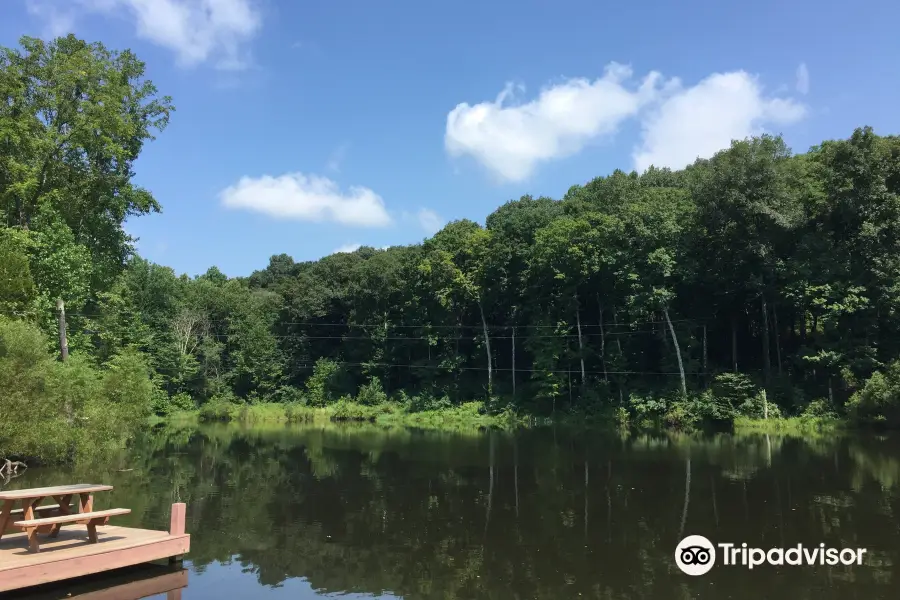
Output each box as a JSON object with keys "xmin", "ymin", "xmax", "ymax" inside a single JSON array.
[{"xmin": 0, "ymin": 526, "xmax": 190, "ymax": 593}]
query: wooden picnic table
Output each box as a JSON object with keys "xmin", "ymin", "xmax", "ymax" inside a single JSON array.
[{"xmin": 0, "ymin": 484, "xmax": 113, "ymax": 541}]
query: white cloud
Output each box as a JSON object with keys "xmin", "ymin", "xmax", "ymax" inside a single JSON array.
[
  {"xmin": 334, "ymin": 243, "xmax": 361, "ymax": 254},
  {"xmin": 444, "ymin": 63, "xmax": 668, "ymax": 182},
  {"xmin": 49, "ymin": 0, "xmax": 263, "ymax": 69},
  {"xmin": 220, "ymin": 173, "xmax": 393, "ymax": 227},
  {"xmin": 632, "ymin": 71, "xmax": 806, "ymax": 172},
  {"xmin": 796, "ymin": 63, "xmax": 810, "ymax": 95},
  {"xmin": 417, "ymin": 209, "xmax": 444, "ymax": 235}
]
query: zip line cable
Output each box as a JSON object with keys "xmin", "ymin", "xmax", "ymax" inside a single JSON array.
[
  {"xmin": 196, "ymin": 329, "xmax": 687, "ymax": 341},
  {"xmin": 66, "ymin": 313, "xmax": 715, "ymax": 330},
  {"xmin": 284, "ymin": 361, "xmax": 705, "ymax": 376}
]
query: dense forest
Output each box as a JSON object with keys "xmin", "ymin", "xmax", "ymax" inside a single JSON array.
[{"xmin": 3, "ymin": 35, "xmax": 900, "ymax": 462}]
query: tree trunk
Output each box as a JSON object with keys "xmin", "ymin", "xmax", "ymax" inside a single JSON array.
[
  {"xmin": 477, "ymin": 299, "xmax": 492, "ymax": 395},
  {"xmin": 56, "ymin": 299, "xmax": 69, "ymax": 362},
  {"xmin": 613, "ymin": 307, "xmax": 625, "ymax": 402},
  {"xmin": 761, "ymin": 294, "xmax": 772, "ymax": 390},
  {"xmin": 575, "ymin": 294, "xmax": 586, "ymax": 384},
  {"xmin": 664, "ymin": 307, "xmax": 687, "ymax": 396},
  {"xmin": 731, "ymin": 315, "xmax": 738, "ymax": 372},
  {"xmin": 596, "ymin": 293, "xmax": 608, "ymax": 382},
  {"xmin": 511, "ymin": 326, "xmax": 516, "ymax": 399},
  {"xmin": 613, "ymin": 308, "xmax": 623, "ymax": 356},
  {"xmin": 702, "ymin": 324, "xmax": 708, "ymax": 385},
  {"xmin": 773, "ymin": 303, "xmax": 783, "ymax": 376},
  {"xmin": 57, "ymin": 299, "xmax": 72, "ymax": 425}
]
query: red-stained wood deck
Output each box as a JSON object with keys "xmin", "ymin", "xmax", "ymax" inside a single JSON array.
[{"xmin": 0, "ymin": 504, "xmax": 189, "ymax": 594}]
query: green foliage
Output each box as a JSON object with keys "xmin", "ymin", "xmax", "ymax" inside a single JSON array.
[
  {"xmin": 408, "ymin": 390, "xmax": 453, "ymax": 413},
  {"xmin": 153, "ymin": 391, "xmax": 197, "ymax": 417},
  {"xmin": 356, "ymin": 378, "xmax": 388, "ymax": 406},
  {"xmin": 0, "ymin": 230, "xmax": 36, "ymax": 318},
  {"xmin": 4, "ymin": 29, "xmax": 900, "ymax": 445},
  {"xmin": 0, "ymin": 318, "xmax": 155, "ymax": 462},
  {"xmin": 847, "ymin": 360, "xmax": 900, "ymax": 426},
  {"xmin": 710, "ymin": 373, "xmax": 758, "ymax": 407},
  {"xmin": 305, "ymin": 358, "xmax": 342, "ymax": 407},
  {"xmin": 198, "ymin": 395, "xmax": 237, "ymax": 423}
]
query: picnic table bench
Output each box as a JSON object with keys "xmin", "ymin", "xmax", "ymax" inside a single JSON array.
[{"xmin": 0, "ymin": 484, "xmax": 130, "ymax": 553}]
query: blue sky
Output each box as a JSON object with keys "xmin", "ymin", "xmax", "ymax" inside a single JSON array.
[{"xmin": 3, "ymin": 0, "xmax": 899, "ymax": 277}]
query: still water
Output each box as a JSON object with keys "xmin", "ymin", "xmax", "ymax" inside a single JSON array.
[{"xmin": 4, "ymin": 423, "xmax": 900, "ymax": 599}]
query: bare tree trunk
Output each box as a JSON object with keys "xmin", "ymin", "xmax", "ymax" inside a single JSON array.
[
  {"xmin": 773, "ymin": 303, "xmax": 783, "ymax": 376},
  {"xmin": 664, "ymin": 307, "xmax": 687, "ymax": 396},
  {"xmin": 477, "ymin": 299, "xmax": 492, "ymax": 395},
  {"xmin": 702, "ymin": 324, "xmax": 708, "ymax": 385},
  {"xmin": 511, "ymin": 325, "xmax": 516, "ymax": 399},
  {"xmin": 57, "ymin": 299, "xmax": 72, "ymax": 425},
  {"xmin": 613, "ymin": 307, "xmax": 623, "ymax": 356},
  {"xmin": 575, "ymin": 294, "xmax": 585, "ymax": 384},
  {"xmin": 613, "ymin": 307, "xmax": 624, "ymax": 403},
  {"xmin": 761, "ymin": 294, "xmax": 772, "ymax": 390},
  {"xmin": 731, "ymin": 314, "xmax": 738, "ymax": 372},
  {"xmin": 56, "ymin": 299, "xmax": 69, "ymax": 362},
  {"xmin": 596, "ymin": 293, "xmax": 608, "ymax": 382}
]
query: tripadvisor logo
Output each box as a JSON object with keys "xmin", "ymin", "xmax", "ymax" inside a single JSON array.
[{"xmin": 675, "ymin": 535, "xmax": 867, "ymax": 576}]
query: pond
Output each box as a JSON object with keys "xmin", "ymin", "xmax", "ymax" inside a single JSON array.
[{"xmin": 4, "ymin": 423, "xmax": 900, "ymax": 599}]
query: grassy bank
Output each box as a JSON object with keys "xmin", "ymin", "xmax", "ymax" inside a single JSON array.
[
  {"xmin": 733, "ymin": 415, "xmax": 847, "ymax": 435},
  {"xmin": 186, "ymin": 399, "xmax": 524, "ymax": 432}
]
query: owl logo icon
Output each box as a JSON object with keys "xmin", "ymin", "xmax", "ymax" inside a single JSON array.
[{"xmin": 675, "ymin": 535, "xmax": 716, "ymax": 575}]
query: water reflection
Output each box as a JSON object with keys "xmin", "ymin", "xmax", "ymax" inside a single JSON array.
[
  {"xmin": 1, "ymin": 565, "xmax": 188, "ymax": 600},
  {"xmin": 5, "ymin": 424, "xmax": 900, "ymax": 598}
]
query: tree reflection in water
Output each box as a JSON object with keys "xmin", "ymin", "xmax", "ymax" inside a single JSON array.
[{"xmin": 7, "ymin": 424, "xmax": 900, "ymax": 599}]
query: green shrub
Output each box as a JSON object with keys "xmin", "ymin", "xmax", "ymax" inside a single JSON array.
[
  {"xmin": 356, "ymin": 378, "xmax": 388, "ymax": 406},
  {"xmin": 800, "ymin": 398, "xmax": 838, "ymax": 419},
  {"xmin": 305, "ymin": 358, "xmax": 341, "ymax": 406},
  {"xmin": 198, "ymin": 392, "xmax": 239, "ymax": 422},
  {"xmin": 408, "ymin": 391, "xmax": 452, "ymax": 413},
  {"xmin": 711, "ymin": 373, "xmax": 757, "ymax": 407},
  {"xmin": 0, "ymin": 318, "xmax": 156, "ymax": 463},
  {"xmin": 170, "ymin": 392, "xmax": 196, "ymax": 412},
  {"xmin": 847, "ymin": 360, "xmax": 900, "ymax": 426},
  {"xmin": 331, "ymin": 399, "xmax": 377, "ymax": 421},
  {"xmin": 271, "ymin": 385, "xmax": 306, "ymax": 405}
]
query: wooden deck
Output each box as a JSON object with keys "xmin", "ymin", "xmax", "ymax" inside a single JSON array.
[{"xmin": 0, "ymin": 513, "xmax": 190, "ymax": 594}]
